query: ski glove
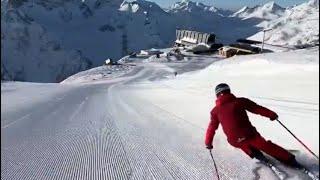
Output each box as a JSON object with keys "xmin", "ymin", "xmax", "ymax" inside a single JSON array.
[
  {"xmin": 270, "ymin": 113, "xmax": 278, "ymax": 121},
  {"xmin": 206, "ymin": 145, "xmax": 213, "ymax": 150}
]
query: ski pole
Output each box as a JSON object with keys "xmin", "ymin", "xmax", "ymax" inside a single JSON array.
[
  {"xmin": 276, "ymin": 119, "xmax": 319, "ymax": 160},
  {"xmin": 209, "ymin": 150, "xmax": 221, "ymax": 180}
]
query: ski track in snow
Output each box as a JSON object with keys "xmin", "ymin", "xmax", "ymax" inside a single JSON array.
[
  {"xmin": 1, "ymin": 85, "xmax": 132, "ymax": 179},
  {"xmin": 1, "ymin": 59, "xmax": 319, "ymax": 180}
]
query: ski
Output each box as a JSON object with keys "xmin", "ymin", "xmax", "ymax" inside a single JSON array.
[
  {"xmin": 287, "ymin": 150, "xmax": 319, "ymax": 180},
  {"xmin": 298, "ymin": 167, "xmax": 319, "ymax": 180},
  {"xmin": 258, "ymin": 159, "xmax": 287, "ymax": 180}
]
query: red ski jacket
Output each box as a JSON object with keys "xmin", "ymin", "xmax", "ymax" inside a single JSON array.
[{"xmin": 205, "ymin": 93, "xmax": 278, "ymax": 147}]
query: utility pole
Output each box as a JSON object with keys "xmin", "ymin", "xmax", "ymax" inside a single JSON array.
[{"xmin": 261, "ymin": 28, "xmax": 272, "ymax": 53}]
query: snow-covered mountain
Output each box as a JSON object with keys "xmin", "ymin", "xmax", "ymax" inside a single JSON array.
[
  {"xmin": 1, "ymin": 0, "xmax": 175, "ymax": 82},
  {"xmin": 249, "ymin": 0, "xmax": 319, "ymax": 46},
  {"xmin": 119, "ymin": 0, "xmax": 164, "ymax": 14},
  {"xmin": 169, "ymin": 0, "xmax": 232, "ymax": 17},
  {"xmin": 0, "ymin": 0, "xmax": 245, "ymax": 82},
  {"xmin": 1, "ymin": 0, "xmax": 318, "ymax": 82},
  {"xmin": 231, "ymin": 1, "xmax": 285, "ymax": 20},
  {"xmin": 167, "ymin": 0, "xmax": 260, "ymax": 44},
  {"xmin": 1, "ymin": 5, "xmax": 92, "ymax": 82}
]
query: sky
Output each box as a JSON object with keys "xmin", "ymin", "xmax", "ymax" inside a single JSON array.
[{"xmin": 148, "ymin": 0, "xmax": 309, "ymax": 10}]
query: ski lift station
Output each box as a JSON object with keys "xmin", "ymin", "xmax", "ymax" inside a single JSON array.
[
  {"xmin": 174, "ymin": 29, "xmax": 216, "ymax": 47},
  {"xmin": 218, "ymin": 44, "xmax": 261, "ymax": 58}
]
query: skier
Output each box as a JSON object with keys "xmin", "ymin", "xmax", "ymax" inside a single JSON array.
[{"xmin": 205, "ymin": 83, "xmax": 303, "ymax": 169}]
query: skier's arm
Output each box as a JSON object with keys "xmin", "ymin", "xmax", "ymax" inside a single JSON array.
[
  {"xmin": 205, "ymin": 109, "xmax": 220, "ymax": 147},
  {"xmin": 241, "ymin": 98, "xmax": 278, "ymax": 120}
]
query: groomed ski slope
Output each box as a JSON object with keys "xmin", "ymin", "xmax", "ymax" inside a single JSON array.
[{"xmin": 1, "ymin": 48, "xmax": 319, "ymax": 180}]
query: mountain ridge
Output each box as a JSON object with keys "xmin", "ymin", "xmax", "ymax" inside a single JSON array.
[{"xmin": 1, "ymin": 0, "xmax": 318, "ymax": 82}]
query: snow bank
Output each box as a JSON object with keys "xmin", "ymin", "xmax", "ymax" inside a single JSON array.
[
  {"xmin": 62, "ymin": 65, "xmax": 134, "ymax": 84},
  {"xmin": 185, "ymin": 43, "xmax": 210, "ymax": 52}
]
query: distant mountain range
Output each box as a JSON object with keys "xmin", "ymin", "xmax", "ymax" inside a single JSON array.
[
  {"xmin": 1, "ymin": 0, "xmax": 318, "ymax": 82},
  {"xmin": 169, "ymin": 0, "xmax": 233, "ymax": 16},
  {"xmin": 231, "ymin": 1, "xmax": 285, "ymax": 20},
  {"xmin": 248, "ymin": 0, "xmax": 319, "ymax": 46}
]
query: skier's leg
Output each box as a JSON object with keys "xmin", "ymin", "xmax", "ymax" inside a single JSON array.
[
  {"xmin": 250, "ymin": 147, "xmax": 269, "ymax": 163},
  {"xmin": 251, "ymin": 135, "xmax": 302, "ymax": 168},
  {"xmin": 236, "ymin": 141, "xmax": 267, "ymax": 161}
]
